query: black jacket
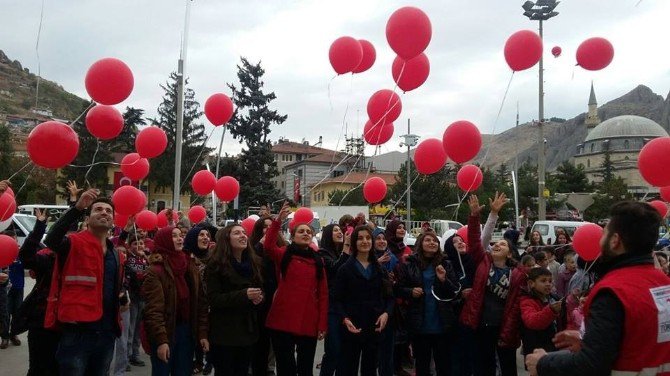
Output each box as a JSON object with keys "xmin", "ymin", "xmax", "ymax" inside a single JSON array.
[
  {"xmin": 394, "ymin": 254, "xmax": 461, "ymax": 334},
  {"xmin": 333, "ymin": 257, "xmax": 394, "ymax": 332},
  {"xmin": 320, "ymin": 247, "xmax": 349, "ymax": 302},
  {"xmin": 537, "ymin": 253, "xmax": 654, "ymax": 376}
]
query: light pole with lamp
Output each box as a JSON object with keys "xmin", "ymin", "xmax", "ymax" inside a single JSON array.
[
  {"xmin": 522, "ymin": 0, "xmax": 559, "ymax": 221},
  {"xmin": 399, "ymin": 119, "xmax": 420, "ymax": 225}
]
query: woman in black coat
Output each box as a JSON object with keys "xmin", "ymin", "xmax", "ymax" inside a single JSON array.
[
  {"xmin": 334, "ymin": 225, "xmax": 394, "ymax": 376},
  {"xmin": 206, "ymin": 224, "xmax": 265, "ymax": 376},
  {"xmin": 395, "ymin": 231, "xmax": 461, "ymax": 376}
]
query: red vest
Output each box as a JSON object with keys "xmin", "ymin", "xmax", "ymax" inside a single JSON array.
[
  {"xmin": 45, "ymin": 231, "xmax": 125, "ymax": 330},
  {"xmin": 585, "ymin": 264, "xmax": 670, "ymax": 375}
]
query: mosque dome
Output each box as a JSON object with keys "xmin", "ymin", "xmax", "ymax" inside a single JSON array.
[{"xmin": 585, "ymin": 115, "xmax": 668, "ymax": 142}]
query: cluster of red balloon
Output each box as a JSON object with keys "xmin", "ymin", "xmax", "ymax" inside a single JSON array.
[
  {"xmin": 0, "ymin": 187, "xmax": 16, "ymax": 221},
  {"xmin": 191, "ymin": 170, "xmax": 240, "ymax": 202},
  {"xmin": 329, "ymin": 37, "xmax": 376, "ymax": 75},
  {"xmin": 364, "ymin": 89, "xmax": 402, "ymax": 145}
]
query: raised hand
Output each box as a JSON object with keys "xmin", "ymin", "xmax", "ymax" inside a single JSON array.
[
  {"xmin": 75, "ymin": 189, "xmax": 100, "ymax": 211},
  {"xmin": 35, "ymin": 208, "xmax": 49, "ymax": 223},
  {"xmin": 277, "ymin": 201, "xmax": 291, "ymax": 222},
  {"xmin": 66, "ymin": 180, "xmax": 82, "ymax": 200},
  {"xmin": 489, "ymin": 191, "xmax": 509, "ymax": 214},
  {"xmin": 468, "ymin": 195, "xmax": 484, "ymax": 216}
]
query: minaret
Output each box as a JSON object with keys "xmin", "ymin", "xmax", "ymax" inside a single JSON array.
[{"xmin": 585, "ymin": 81, "xmax": 600, "ymax": 129}]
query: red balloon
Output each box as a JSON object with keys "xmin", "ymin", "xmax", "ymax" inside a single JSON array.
[
  {"xmin": 551, "ymin": 46, "xmax": 562, "ymax": 58},
  {"xmin": 442, "ymin": 120, "xmax": 482, "ymax": 164},
  {"xmin": 504, "ymin": 30, "xmax": 543, "ymax": 72},
  {"xmin": 204, "ymin": 93, "xmax": 234, "ymax": 126},
  {"xmin": 363, "ymin": 177, "xmax": 387, "ymax": 203},
  {"xmin": 352, "ymin": 40, "xmax": 376, "ymax": 74},
  {"xmin": 215, "ymin": 176, "xmax": 240, "ymax": 202},
  {"xmin": 3, "ymin": 187, "xmax": 13, "ymax": 197},
  {"xmin": 27, "ymin": 121, "xmax": 79, "ymax": 169},
  {"xmin": 121, "ymin": 153, "xmax": 150, "ymax": 181},
  {"xmin": 649, "ymin": 200, "xmax": 668, "ymax": 218},
  {"xmin": 638, "ymin": 137, "xmax": 670, "ymax": 187},
  {"xmin": 661, "ymin": 186, "xmax": 670, "ymax": 203},
  {"xmin": 135, "ymin": 126, "xmax": 168, "ymax": 159},
  {"xmin": 188, "ymin": 205, "xmax": 207, "ymax": 224},
  {"xmin": 455, "ymin": 225, "xmax": 468, "ymax": 245},
  {"xmin": 114, "ymin": 213, "xmax": 129, "ymax": 228},
  {"xmin": 572, "ymin": 223, "xmax": 603, "ymax": 261},
  {"xmin": 191, "ymin": 170, "xmax": 217, "ymax": 195},
  {"xmin": 329, "ymin": 36, "xmax": 363, "ymax": 75},
  {"xmin": 85, "ymin": 58, "xmax": 134, "ymax": 105},
  {"xmin": 288, "ymin": 220, "xmax": 297, "ymax": 232},
  {"xmin": 0, "ymin": 234, "xmax": 19, "ymax": 268},
  {"xmin": 457, "ymin": 164, "xmax": 483, "ymax": 192},
  {"xmin": 85, "ymin": 105, "xmax": 124, "ymax": 140},
  {"xmin": 157, "ymin": 209, "xmax": 179, "ymax": 228},
  {"xmin": 414, "ymin": 138, "xmax": 447, "ymax": 175},
  {"xmin": 135, "ymin": 210, "xmax": 158, "ymax": 231},
  {"xmin": 0, "ymin": 193, "xmax": 16, "ymax": 221},
  {"xmin": 363, "ymin": 120, "xmax": 394, "ymax": 146},
  {"xmin": 386, "ymin": 7, "xmax": 432, "ymax": 60},
  {"xmin": 294, "ymin": 207, "xmax": 314, "ymax": 225},
  {"xmin": 367, "ymin": 90, "xmax": 402, "ymax": 125},
  {"xmin": 576, "ymin": 37, "xmax": 614, "ymax": 71},
  {"xmin": 112, "ymin": 186, "xmax": 146, "ymax": 216},
  {"xmin": 240, "ymin": 217, "xmax": 256, "ymax": 235},
  {"xmin": 392, "ymin": 53, "xmax": 430, "ymax": 92}
]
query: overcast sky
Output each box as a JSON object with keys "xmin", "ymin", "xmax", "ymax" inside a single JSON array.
[{"xmin": 1, "ymin": 0, "xmax": 668, "ymax": 157}]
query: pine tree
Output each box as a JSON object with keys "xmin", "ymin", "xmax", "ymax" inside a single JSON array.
[
  {"xmin": 148, "ymin": 72, "xmax": 211, "ymax": 191},
  {"xmin": 599, "ymin": 148, "xmax": 615, "ymax": 183},
  {"xmin": 226, "ymin": 58, "xmax": 287, "ymax": 209},
  {"xmin": 547, "ymin": 161, "xmax": 591, "ymax": 193},
  {"xmin": 111, "ymin": 107, "xmax": 146, "ymax": 153}
]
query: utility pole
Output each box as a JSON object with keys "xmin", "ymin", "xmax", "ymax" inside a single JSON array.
[{"xmin": 399, "ymin": 119, "xmax": 419, "ymax": 225}]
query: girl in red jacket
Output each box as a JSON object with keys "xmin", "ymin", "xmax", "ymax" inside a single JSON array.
[
  {"xmin": 459, "ymin": 194, "xmax": 527, "ymax": 376},
  {"xmin": 264, "ymin": 202, "xmax": 328, "ymax": 376}
]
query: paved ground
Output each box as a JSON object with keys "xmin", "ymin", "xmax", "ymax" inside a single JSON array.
[{"xmin": 2, "ymin": 277, "xmax": 528, "ymax": 375}]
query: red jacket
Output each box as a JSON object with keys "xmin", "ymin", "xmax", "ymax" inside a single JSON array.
[
  {"xmin": 585, "ymin": 264, "xmax": 670, "ymax": 374},
  {"xmin": 520, "ymin": 294, "xmax": 559, "ymax": 355},
  {"xmin": 263, "ymin": 220, "xmax": 328, "ymax": 337},
  {"xmin": 459, "ymin": 214, "xmax": 527, "ymax": 348},
  {"xmin": 45, "ymin": 231, "xmax": 125, "ymax": 333}
]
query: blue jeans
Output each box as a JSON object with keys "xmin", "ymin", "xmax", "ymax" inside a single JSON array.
[
  {"xmin": 113, "ymin": 309, "xmax": 130, "ymax": 376},
  {"xmin": 127, "ymin": 296, "xmax": 145, "ymax": 360},
  {"xmin": 150, "ymin": 322, "xmax": 194, "ymax": 376},
  {"xmin": 56, "ymin": 329, "xmax": 116, "ymax": 376},
  {"xmin": 319, "ymin": 312, "xmax": 342, "ymax": 376}
]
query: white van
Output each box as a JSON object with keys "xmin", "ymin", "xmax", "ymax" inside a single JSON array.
[{"xmin": 530, "ymin": 220, "xmax": 588, "ymax": 245}]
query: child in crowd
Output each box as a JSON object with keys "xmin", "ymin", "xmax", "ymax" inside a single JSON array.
[
  {"xmin": 556, "ymin": 251, "xmax": 577, "ymax": 298},
  {"xmin": 567, "ymin": 297, "xmax": 586, "ymax": 332},
  {"xmin": 543, "ymin": 247, "xmax": 560, "ymax": 292},
  {"xmin": 520, "ymin": 268, "xmax": 561, "ymax": 358},
  {"xmin": 521, "ymin": 254, "xmax": 536, "ymax": 268},
  {"xmin": 533, "ymin": 251, "xmax": 548, "ymax": 269}
]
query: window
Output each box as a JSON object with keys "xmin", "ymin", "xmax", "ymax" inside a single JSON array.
[
  {"xmin": 587, "ymin": 159, "xmax": 590, "ymax": 168},
  {"xmin": 623, "ymin": 140, "xmax": 630, "ymax": 149},
  {"xmin": 332, "ymin": 171, "xmax": 344, "ymax": 178},
  {"xmin": 590, "ymin": 143, "xmax": 594, "ymax": 153}
]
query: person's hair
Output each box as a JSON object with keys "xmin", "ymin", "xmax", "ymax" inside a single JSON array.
[
  {"xmin": 553, "ymin": 231, "xmax": 572, "ymax": 244},
  {"xmin": 350, "ymin": 225, "xmax": 380, "ymax": 268},
  {"xmin": 530, "ymin": 230, "xmax": 545, "ymax": 246},
  {"xmin": 338, "ymin": 214, "xmax": 354, "ymax": 229},
  {"xmin": 608, "ymin": 201, "xmax": 662, "ymax": 254},
  {"xmin": 533, "ymin": 251, "xmax": 547, "ymax": 263},
  {"xmin": 320, "ymin": 224, "xmax": 343, "ymax": 255},
  {"xmin": 211, "ymin": 224, "xmax": 263, "ymax": 284},
  {"xmin": 542, "ymin": 246, "xmax": 555, "ymax": 256},
  {"xmin": 88, "ymin": 197, "xmax": 114, "ymax": 215},
  {"xmin": 250, "ymin": 216, "xmax": 285, "ymax": 248},
  {"xmin": 414, "ymin": 231, "xmax": 443, "ymax": 269},
  {"xmin": 126, "ymin": 230, "xmax": 141, "ymax": 245},
  {"xmin": 564, "ymin": 251, "xmax": 576, "ymax": 262},
  {"xmin": 521, "ymin": 254, "xmax": 536, "ymax": 267},
  {"xmin": 528, "ymin": 267, "xmax": 552, "ymax": 281}
]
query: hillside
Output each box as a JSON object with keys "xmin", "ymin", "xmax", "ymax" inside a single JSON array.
[
  {"xmin": 475, "ymin": 85, "xmax": 670, "ymax": 170},
  {"xmin": 0, "ymin": 49, "xmax": 88, "ymax": 121}
]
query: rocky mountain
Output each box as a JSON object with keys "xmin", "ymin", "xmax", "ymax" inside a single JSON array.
[
  {"xmin": 0, "ymin": 49, "xmax": 87, "ymax": 121},
  {"xmin": 475, "ymin": 85, "xmax": 670, "ymax": 170}
]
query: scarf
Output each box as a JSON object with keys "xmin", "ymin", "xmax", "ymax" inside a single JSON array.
[
  {"xmin": 281, "ymin": 242, "xmax": 324, "ymax": 281},
  {"xmin": 232, "ymin": 251, "xmax": 253, "ymax": 279},
  {"xmin": 153, "ymin": 227, "xmax": 190, "ymax": 322},
  {"xmin": 384, "ymin": 220, "xmax": 407, "ymax": 257}
]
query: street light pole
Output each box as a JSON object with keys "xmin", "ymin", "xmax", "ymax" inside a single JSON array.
[
  {"xmin": 400, "ymin": 119, "xmax": 419, "ymax": 225},
  {"xmin": 173, "ymin": 0, "xmax": 192, "ymax": 211}
]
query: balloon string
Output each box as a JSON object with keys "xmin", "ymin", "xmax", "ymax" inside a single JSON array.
[
  {"xmin": 7, "ymin": 161, "xmax": 34, "ymax": 182},
  {"xmin": 83, "ymin": 139, "xmax": 102, "ymax": 189},
  {"xmin": 180, "ymin": 126, "xmax": 216, "ymax": 188},
  {"xmin": 335, "ymin": 145, "xmax": 381, "ymax": 207},
  {"xmin": 70, "ymin": 102, "xmax": 96, "ymax": 128},
  {"xmin": 34, "ymin": 0, "xmax": 45, "ymax": 109},
  {"xmin": 327, "ymin": 74, "xmax": 336, "ymax": 113},
  {"xmin": 69, "ymin": 161, "xmax": 120, "ymax": 168},
  {"xmin": 383, "ymin": 174, "xmax": 420, "ymax": 222},
  {"xmin": 304, "ymin": 154, "xmax": 355, "ymax": 198}
]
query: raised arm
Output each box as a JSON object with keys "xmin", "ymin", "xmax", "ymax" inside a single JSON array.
[
  {"xmin": 18, "ymin": 209, "xmax": 48, "ymax": 271},
  {"xmin": 481, "ymin": 192, "xmax": 508, "ymax": 250},
  {"xmin": 263, "ymin": 201, "xmax": 290, "ymax": 262},
  {"xmin": 45, "ymin": 188, "xmax": 100, "ymax": 258},
  {"xmin": 467, "ymin": 195, "xmax": 485, "ymax": 265}
]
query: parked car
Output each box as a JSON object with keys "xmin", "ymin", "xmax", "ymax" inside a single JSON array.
[
  {"xmin": 0, "ymin": 213, "xmax": 39, "ymax": 247},
  {"xmin": 530, "ymin": 220, "xmax": 587, "ymax": 245}
]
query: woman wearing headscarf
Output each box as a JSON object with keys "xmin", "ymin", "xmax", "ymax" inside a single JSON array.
[
  {"xmin": 264, "ymin": 202, "xmax": 328, "ymax": 376},
  {"xmin": 384, "ymin": 220, "xmax": 411, "ymax": 262},
  {"xmin": 333, "ymin": 225, "xmax": 394, "ymax": 376},
  {"xmin": 318, "ymin": 223, "xmax": 350, "ymax": 376},
  {"xmin": 143, "ymin": 227, "xmax": 209, "ymax": 376},
  {"xmin": 206, "ymin": 224, "xmax": 265, "ymax": 375},
  {"xmin": 372, "ymin": 227, "xmax": 398, "ymax": 376}
]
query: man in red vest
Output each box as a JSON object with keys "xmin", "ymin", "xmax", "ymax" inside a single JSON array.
[
  {"xmin": 526, "ymin": 201, "xmax": 670, "ymax": 375},
  {"xmin": 44, "ymin": 188, "xmax": 126, "ymax": 376}
]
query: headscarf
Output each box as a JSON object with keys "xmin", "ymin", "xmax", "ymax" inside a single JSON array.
[
  {"xmin": 320, "ymin": 224, "xmax": 342, "ymax": 256},
  {"xmin": 183, "ymin": 225, "xmax": 209, "ymax": 259},
  {"xmin": 153, "ymin": 227, "xmax": 190, "ymax": 322},
  {"xmin": 384, "ymin": 219, "xmax": 407, "ymax": 257}
]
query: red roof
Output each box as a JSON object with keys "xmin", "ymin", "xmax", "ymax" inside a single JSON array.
[{"xmin": 272, "ymin": 140, "xmax": 333, "ymax": 155}]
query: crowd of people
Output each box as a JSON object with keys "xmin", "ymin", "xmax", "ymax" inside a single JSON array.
[{"xmin": 1, "ymin": 179, "xmax": 670, "ymax": 376}]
